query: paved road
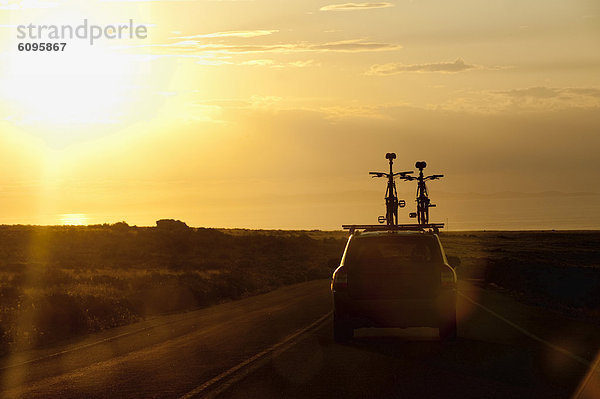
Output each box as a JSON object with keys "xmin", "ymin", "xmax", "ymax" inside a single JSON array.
[{"xmin": 1, "ymin": 279, "xmax": 599, "ymax": 398}]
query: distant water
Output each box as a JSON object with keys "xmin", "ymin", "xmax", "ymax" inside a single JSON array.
[{"xmin": 438, "ymin": 195, "xmax": 600, "ymax": 231}]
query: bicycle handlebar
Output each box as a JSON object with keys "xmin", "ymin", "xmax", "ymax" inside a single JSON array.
[
  {"xmin": 370, "ymin": 171, "xmax": 414, "ymax": 178},
  {"xmin": 423, "ymin": 174, "xmax": 444, "ymax": 180}
]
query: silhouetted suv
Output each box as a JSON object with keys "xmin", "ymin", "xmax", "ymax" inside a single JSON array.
[{"xmin": 331, "ymin": 230, "xmax": 457, "ymax": 342}]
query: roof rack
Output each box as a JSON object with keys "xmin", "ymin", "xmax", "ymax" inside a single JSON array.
[{"xmin": 342, "ymin": 223, "xmax": 444, "ymax": 234}]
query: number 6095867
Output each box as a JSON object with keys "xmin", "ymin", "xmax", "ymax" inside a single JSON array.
[{"xmin": 17, "ymin": 43, "xmax": 67, "ymax": 51}]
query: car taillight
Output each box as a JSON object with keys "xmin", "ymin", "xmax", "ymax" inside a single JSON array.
[
  {"xmin": 441, "ymin": 266, "xmax": 454, "ymax": 288},
  {"xmin": 332, "ymin": 268, "xmax": 348, "ymax": 290}
]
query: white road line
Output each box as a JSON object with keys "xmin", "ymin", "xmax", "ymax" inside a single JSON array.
[
  {"xmin": 572, "ymin": 353, "xmax": 600, "ymax": 399},
  {"xmin": 178, "ymin": 311, "xmax": 333, "ymax": 399},
  {"xmin": 457, "ymin": 291, "xmax": 593, "ymax": 367},
  {"xmin": 0, "ymin": 325, "xmax": 155, "ymax": 371}
]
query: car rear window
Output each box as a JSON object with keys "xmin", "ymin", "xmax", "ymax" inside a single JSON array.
[{"xmin": 345, "ymin": 235, "xmax": 440, "ymax": 266}]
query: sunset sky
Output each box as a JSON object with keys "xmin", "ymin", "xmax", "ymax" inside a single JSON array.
[{"xmin": 0, "ymin": 0, "xmax": 599, "ymax": 229}]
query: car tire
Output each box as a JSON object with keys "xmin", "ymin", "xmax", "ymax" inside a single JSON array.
[
  {"xmin": 333, "ymin": 315, "xmax": 353, "ymax": 342},
  {"xmin": 439, "ymin": 309, "xmax": 457, "ymax": 342}
]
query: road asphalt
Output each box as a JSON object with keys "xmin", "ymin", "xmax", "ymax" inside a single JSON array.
[{"xmin": 1, "ymin": 279, "xmax": 599, "ymax": 399}]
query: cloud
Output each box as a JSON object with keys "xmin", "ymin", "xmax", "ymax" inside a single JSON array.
[
  {"xmin": 492, "ymin": 87, "xmax": 600, "ymax": 110},
  {"xmin": 288, "ymin": 60, "xmax": 317, "ymax": 68},
  {"xmin": 174, "ymin": 30, "xmax": 278, "ymax": 39},
  {"xmin": 366, "ymin": 58, "xmax": 478, "ymax": 75},
  {"xmin": 135, "ymin": 39, "xmax": 401, "ymax": 54},
  {"xmin": 440, "ymin": 86, "xmax": 600, "ymax": 113},
  {"xmin": 500, "ymin": 87, "xmax": 561, "ymax": 99},
  {"xmin": 320, "ymin": 2, "xmax": 393, "ymax": 11},
  {"xmin": 500, "ymin": 87, "xmax": 600, "ymax": 99},
  {"xmin": 134, "ymin": 53, "xmax": 319, "ymax": 68},
  {"xmin": 241, "ymin": 59, "xmax": 318, "ymax": 68},
  {"xmin": 567, "ymin": 88, "xmax": 600, "ymax": 98},
  {"xmin": 241, "ymin": 59, "xmax": 275, "ymax": 66},
  {"xmin": 309, "ymin": 39, "xmax": 399, "ymax": 52}
]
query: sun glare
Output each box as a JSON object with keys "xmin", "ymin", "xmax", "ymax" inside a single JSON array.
[
  {"xmin": 0, "ymin": 5, "xmax": 148, "ymax": 145},
  {"xmin": 4, "ymin": 42, "xmax": 136, "ymax": 124},
  {"xmin": 60, "ymin": 213, "xmax": 88, "ymax": 225}
]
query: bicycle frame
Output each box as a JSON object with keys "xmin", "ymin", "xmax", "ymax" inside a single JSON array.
[
  {"xmin": 404, "ymin": 162, "xmax": 443, "ymax": 225},
  {"xmin": 369, "ymin": 153, "xmax": 412, "ymax": 226}
]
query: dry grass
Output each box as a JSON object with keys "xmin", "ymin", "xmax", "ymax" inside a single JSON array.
[{"xmin": 0, "ymin": 224, "xmax": 346, "ymax": 353}]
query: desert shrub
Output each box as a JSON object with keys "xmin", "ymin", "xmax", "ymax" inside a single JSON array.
[
  {"xmin": 156, "ymin": 219, "xmax": 188, "ymax": 231},
  {"xmin": 0, "ymin": 286, "xmax": 22, "ymax": 307},
  {"xmin": 485, "ymin": 260, "xmax": 600, "ymax": 308},
  {"xmin": 19, "ymin": 293, "xmax": 88, "ymax": 346},
  {"xmin": 450, "ymin": 231, "xmax": 600, "ymax": 309}
]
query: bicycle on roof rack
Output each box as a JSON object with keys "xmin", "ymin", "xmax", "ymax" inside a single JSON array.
[
  {"xmin": 401, "ymin": 161, "xmax": 444, "ymax": 226},
  {"xmin": 342, "ymin": 153, "xmax": 444, "ymax": 233},
  {"xmin": 368, "ymin": 152, "xmax": 413, "ymax": 226}
]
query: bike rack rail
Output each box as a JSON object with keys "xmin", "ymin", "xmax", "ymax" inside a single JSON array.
[{"xmin": 342, "ymin": 223, "xmax": 445, "ymax": 234}]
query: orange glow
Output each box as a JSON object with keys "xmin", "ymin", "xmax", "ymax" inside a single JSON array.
[{"xmin": 60, "ymin": 213, "xmax": 88, "ymax": 226}]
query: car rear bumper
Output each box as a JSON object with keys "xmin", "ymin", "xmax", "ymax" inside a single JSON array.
[{"xmin": 333, "ymin": 290, "xmax": 456, "ymax": 329}]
